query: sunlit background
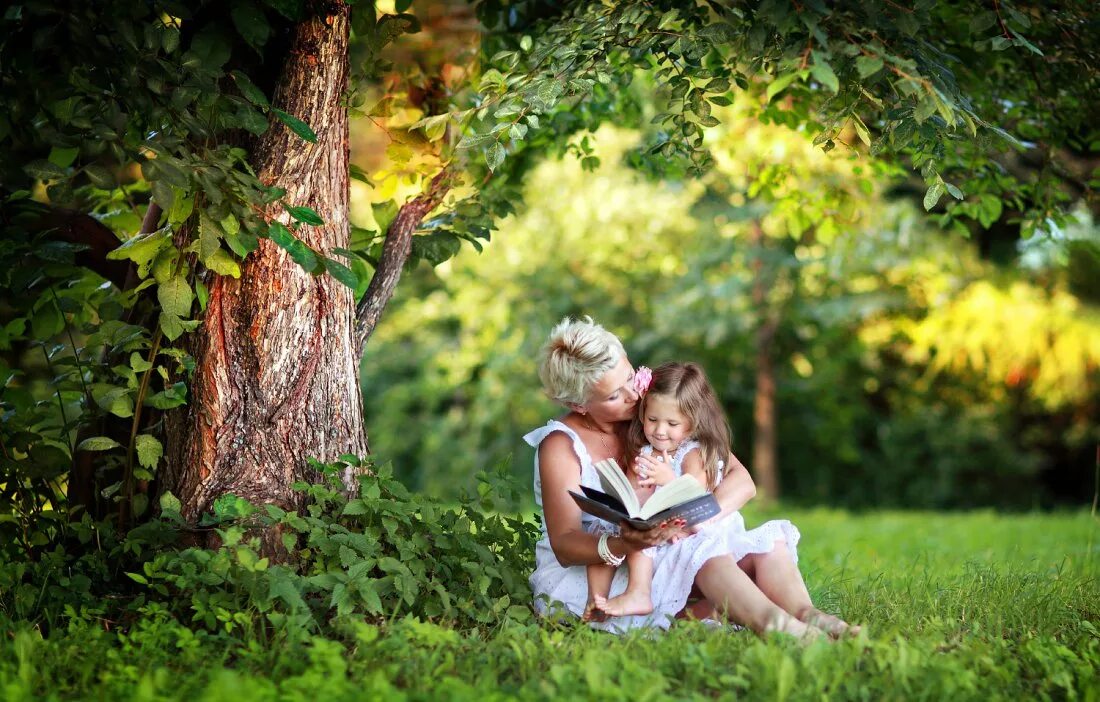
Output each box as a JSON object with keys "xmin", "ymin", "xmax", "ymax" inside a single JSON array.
[{"xmin": 347, "ymin": 6, "xmax": 1100, "ymax": 510}]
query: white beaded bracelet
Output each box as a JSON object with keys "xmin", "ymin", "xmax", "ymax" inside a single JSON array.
[{"xmin": 597, "ymin": 532, "xmax": 625, "ymax": 567}]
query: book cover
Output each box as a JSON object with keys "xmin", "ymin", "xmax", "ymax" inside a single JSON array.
[{"xmin": 568, "ymin": 486, "xmax": 720, "ymax": 531}]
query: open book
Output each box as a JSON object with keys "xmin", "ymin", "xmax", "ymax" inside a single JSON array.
[{"xmin": 568, "ymin": 458, "xmax": 720, "ymax": 531}]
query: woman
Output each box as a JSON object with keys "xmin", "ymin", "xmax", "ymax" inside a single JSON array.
[{"xmin": 525, "ymin": 317, "xmax": 856, "ymax": 637}]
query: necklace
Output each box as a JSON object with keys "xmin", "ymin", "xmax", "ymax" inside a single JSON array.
[{"xmin": 582, "ymin": 415, "xmax": 617, "ymax": 460}]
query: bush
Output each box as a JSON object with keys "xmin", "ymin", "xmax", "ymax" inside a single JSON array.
[{"xmin": 0, "ymin": 459, "xmax": 540, "ymax": 639}]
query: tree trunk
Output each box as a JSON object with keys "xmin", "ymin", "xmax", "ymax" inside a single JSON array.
[
  {"xmin": 749, "ymin": 219, "xmax": 780, "ymax": 502},
  {"xmin": 162, "ymin": 3, "xmax": 366, "ymax": 547}
]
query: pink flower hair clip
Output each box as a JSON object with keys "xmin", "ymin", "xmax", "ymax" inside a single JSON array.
[{"xmin": 633, "ymin": 366, "xmax": 653, "ymax": 396}]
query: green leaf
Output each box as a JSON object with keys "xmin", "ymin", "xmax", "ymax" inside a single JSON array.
[
  {"xmin": 195, "ymin": 278, "xmax": 209, "ymax": 311},
  {"xmin": 855, "ymin": 55, "xmax": 883, "ymax": 79},
  {"xmin": 323, "ymin": 257, "xmax": 358, "ymax": 290},
  {"xmin": 286, "ymin": 205, "xmax": 324, "ymax": 226},
  {"xmin": 190, "ymin": 25, "xmax": 231, "ymax": 68},
  {"xmin": 135, "ymin": 434, "xmax": 163, "ymax": 470},
  {"xmin": 457, "ymin": 133, "xmax": 493, "ymax": 149},
  {"xmin": 232, "ymin": 0, "xmax": 271, "ymax": 51},
  {"xmin": 130, "ymin": 352, "xmax": 153, "ymax": 373},
  {"xmin": 150, "ymin": 180, "xmax": 175, "ymax": 211},
  {"xmin": 91, "ymin": 385, "xmax": 133, "ymax": 418},
  {"xmin": 913, "ymin": 96, "xmax": 937, "ymax": 123},
  {"xmin": 350, "ymin": 164, "xmax": 372, "ymax": 185},
  {"xmin": 206, "ymin": 249, "xmax": 241, "ymax": 277},
  {"xmin": 224, "ymin": 231, "xmax": 259, "ymax": 257},
  {"xmin": 945, "ymin": 182, "xmax": 965, "ymax": 200},
  {"xmin": 158, "ymin": 312, "xmax": 191, "ymax": 342},
  {"xmin": 24, "ymin": 159, "xmax": 66, "ymax": 181},
  {"xmin": 77, "ymin": 436, "xmax": 122, "ymax": 452},
  {"xmin": 705, "ymin": 78, "xmax": 730, "ymax": 93},
  {"xmin": 810, "ymin": 57, "xmax": 839, "ymax": 93},
  {"xmin": 158, "ymin": 275, "xmax": 193, "ymax": 318},
  {"xmin": 923, "ymin": 181, "xmax": 945, "ymax": 211},
  {"xmin": 231, "ymin": 70, "xmax": 270, "ymax": 108},
  {"xmin": 107, "ymin": 229, "xmax": 172, "ymax": 266},
  {"xmin": 485, "ymin": 142, "xmax": 505, "ymax": 172},
  {"xmin": 221, "ymin": 215, "xmax": 240, "ymax": 236},
  {"xmin": 237, "ymin": 107, "xmax": 270, "ymax": 135},
  {"xmin": 852, "ymin": 115, "xmax": 871, "ymax": 146},
  {"xmin": 411, "ymin": 113, "xmax": 450, "ymax": 142},
  {"xmin": 48, "ymin": 146, "xmax": 79, "ymax": 168},
  {"xmin": 273, "ymin": 109, "xmax": 318, "ymax": 144},
  {"xmin": 159, "ymin": 490, "xmax": 182, "ymax": 515},
  {"xmin": 84, "ymin": 164, "xmax": 115, "ymax": 189},
  {"xmin": 969, "ymin": 11, "xmax": 997, "ymax": 34},
  {"xmin": 268, "ymin": 221, "xmax": 319, "ymax": 272},
  {"xmin": 168, "ymin": 193, "xmax": 194, "ymax": 225},
  {"xmin": 766, "ymin": 72, "xmax": 800, "ymax": 103},
  {"xmin": 199, "ymin": 212, "xmax": 224, "ymax": 260},
  {"xmin": 161, "ymin": 26, "xmax": 180, "ymax": 53}
]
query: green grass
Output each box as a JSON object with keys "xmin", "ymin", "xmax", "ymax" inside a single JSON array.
[{"xmin": 3, "ymin": 509, "xmax": 1098, "ymax": 701}]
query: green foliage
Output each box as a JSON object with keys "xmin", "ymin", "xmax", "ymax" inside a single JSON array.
[
  {"xmin": 1, "ymin": 509, "xmax": 1096, "ymax": 699},
  {"xmin": 0, "ymin": 460, "xmax": 538, "ymax": 633}
]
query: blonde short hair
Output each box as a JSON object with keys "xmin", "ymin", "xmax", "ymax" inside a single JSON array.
[{"xmin": 538, "ymin": 317, "xmax": 626, "ymax": 406}]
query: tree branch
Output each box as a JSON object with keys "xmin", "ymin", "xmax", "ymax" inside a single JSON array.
[{"xmin": 355, "ymin": 168, "xmax": 451, "ymax": 355}]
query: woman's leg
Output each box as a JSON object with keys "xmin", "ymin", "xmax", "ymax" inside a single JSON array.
[
  {"xmin": 694, "ymin": 555, "xmax": 819, "ymax": 638},
  {"xmin": 594, "ymin": 552, "xmax": 654, "ymax": 617},
  {"xmin": 738, "ymin": 540, "xmax": 814, "ymax": 614},
  {"xmin": 740, "ymin": 540, "xmax": 859, "ymax": 636}
]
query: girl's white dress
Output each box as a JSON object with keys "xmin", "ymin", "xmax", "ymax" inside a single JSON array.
[
  {"xmin": 640, "ymin": 441, "xmax": 801, "ymax": 564},
  {"xmin": 524, "ymin": 420, "xmax": 730, "ymax": 632}
]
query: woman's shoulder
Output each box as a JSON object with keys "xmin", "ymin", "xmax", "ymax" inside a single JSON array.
[{"xmin": 522, "ymin": 416, "xmax": 579, "ymax": 447}]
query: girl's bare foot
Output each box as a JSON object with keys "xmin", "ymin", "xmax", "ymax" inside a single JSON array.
[
  {"xmin": 764, "ymin": 612, "xmax": 827, "ymax": 644},
  {"xmin": 797, "ymin": 606, "xmax": 862, "ymax": 638},
  {"xmin": 593, "ymin": 590, "xmax": 654, "ymax": 617},
  {"xmin": 583, "ymin": 599, "xmax": 608, "ymax": 622}
]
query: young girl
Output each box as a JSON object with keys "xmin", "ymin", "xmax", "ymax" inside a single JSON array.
[{"xmin": 587, "ymin": 361, "xmax": 802, "ymax": 620}]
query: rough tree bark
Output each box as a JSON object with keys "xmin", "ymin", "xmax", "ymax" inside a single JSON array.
[
  {"xmin": 749, "ymin": 219, "xmax": 780, "ymax": 502},
  {"xmin": 162, "ymin": 3, "xmax": 367, "ymax": 547}
]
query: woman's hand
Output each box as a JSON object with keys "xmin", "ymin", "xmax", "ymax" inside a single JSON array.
[
  {"xmin": 635, "ymin": 450, "xmax": 677, "ymax": 489},
  {"xmin": 618, "ymin": 519, "xmax": 689, "ymax": 550}
]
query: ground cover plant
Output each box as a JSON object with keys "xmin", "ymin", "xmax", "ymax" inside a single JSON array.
[{"xmin": 2, "ymin": 495, "xmax": 1096, "ymax": 701}]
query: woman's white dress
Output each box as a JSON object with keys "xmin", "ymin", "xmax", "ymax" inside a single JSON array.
[{"xmin": 524, "ymin": 421, "xmax": 729, "ymax": 632}]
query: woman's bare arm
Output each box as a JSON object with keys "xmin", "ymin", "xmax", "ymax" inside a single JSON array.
[{"xmin": 711, "ymin": 451, "xmax": 756, "ymax": 517}]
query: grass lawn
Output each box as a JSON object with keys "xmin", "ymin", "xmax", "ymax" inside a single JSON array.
[{"xmin": 3, "ymin": 508, "xmax": 1097, "ymax": 701}]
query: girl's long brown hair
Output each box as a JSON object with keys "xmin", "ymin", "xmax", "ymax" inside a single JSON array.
[{"xmin": 625, "ymin": 362, "xmax": 732, "ymax": 490}]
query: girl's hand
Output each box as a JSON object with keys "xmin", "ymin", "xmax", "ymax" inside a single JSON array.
[
  {"xmin": 619, "ymin": 519, "xmax": 688, "ymax": 550},
  {"xmin": 635, "ymin": 451, "xmax": 677, "ymax": 488}
]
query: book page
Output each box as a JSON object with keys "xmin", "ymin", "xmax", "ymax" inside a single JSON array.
[
  {"xmin": 637, "ymin": 474, "xmax": 708, "ymax": 520},
  {"xmin": 592, "ymin": 459, "xmax": 640, "ymax": 516}
]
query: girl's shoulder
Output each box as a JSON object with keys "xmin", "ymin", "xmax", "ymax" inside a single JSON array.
[{"xmin": 673, "ymin": 439, "xmax": 703, "ymax": 463}]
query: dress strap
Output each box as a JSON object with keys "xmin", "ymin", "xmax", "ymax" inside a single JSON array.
[{"xmin": 523, "ymin": 419, "xmax": 594, "ymax": 469}]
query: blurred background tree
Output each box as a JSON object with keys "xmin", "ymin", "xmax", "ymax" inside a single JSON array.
[{"xmin": 361, "ymin": 98, "xmax": 1099, "ymax": 510}]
